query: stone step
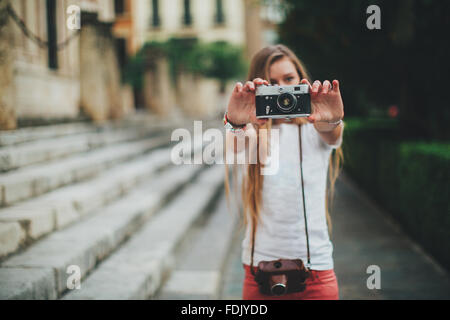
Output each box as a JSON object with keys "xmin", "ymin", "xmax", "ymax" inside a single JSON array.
[
  {"xmin": 61, "ymin": 164, "xmax": 225, "ymax": 300},
  {"xmin": 0, "ymin": 111, "xmax": 163, "ymax": 148},
  {"xmin": 0, "ymin": 135, "xmax": 169, "ymax": 207},
  {"xmin": 0, "ymin": 116, "xmax": 222, "ymax": 207},
  {"xmin": 0, "ymin": 222, "xmax": 25, "ymax": 259},
  {"xmin": 0, "ymin": 115, "xmax": 221, "ymax": 259},
  {"xmin": 0, "ymin": 146, "xmax": 172, "ymax": 259},
  {"xmin": 156, "ymin": 193, "xmax": 238, "ymax": 300},
  {"xmin": 0, "ymin": 112, "xmax": 191, "ymax": 173},
  {"xmin": 0, "ymin": 123, "xmax": 168, "ymax": 172},
  {"xmin": 0, "ymin": 122, "xmax": 96, "ymax": 147},
  {"xmin": 0, "ymin": 163, "xmax": 206, "ymax": 299},
  {"xmin": 0, "ymin": 135, "xmax": 206, "ymax": 260}
]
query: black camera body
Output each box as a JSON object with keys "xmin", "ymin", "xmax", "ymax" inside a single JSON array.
[{"xmin": 255, "ymin": 84, "xmax": 311, "ymax": 119}]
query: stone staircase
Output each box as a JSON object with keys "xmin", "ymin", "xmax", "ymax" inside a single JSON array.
[
  {"xmin": 154, "ymin": 193, "xmax": 238, "ymax": 300},
  {"xmin": 0, "ymin": 113, "xmax": 236, "ymax": 300}
]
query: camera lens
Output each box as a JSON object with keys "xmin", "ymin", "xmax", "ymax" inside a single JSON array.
[
  {"xmin": 271, "ymin": 283, "xmax": 287, "ymax": 296},
  {"xmin": 269, "ymin": 274, "xmax": 288, "ymax": 296},
  {"xmin": 276, "ymin": 93, "xmax": 297, "ymax": 113}
]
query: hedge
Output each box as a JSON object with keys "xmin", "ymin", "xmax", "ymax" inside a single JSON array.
[{"xmin": 342, "ymin": 118, "xmax": 450, "ymax": 271}]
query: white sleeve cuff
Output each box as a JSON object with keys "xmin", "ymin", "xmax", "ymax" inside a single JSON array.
[{"xmin": 326, "ymin": 121, "xmax": 344, "ymax": 149}]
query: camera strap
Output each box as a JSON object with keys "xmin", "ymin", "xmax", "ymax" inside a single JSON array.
[{"xmin": 250, "ymin": 124, "xmax": 311, "ymax": 276}]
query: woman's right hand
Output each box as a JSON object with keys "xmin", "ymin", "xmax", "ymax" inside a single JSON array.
[{"xmin": 226, "ymin": 78, "xmax": 269, "ymax": 127}]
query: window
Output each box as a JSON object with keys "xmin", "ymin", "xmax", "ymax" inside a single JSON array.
[
  {"xmin": 114, "ymin": 0, "xmax": 125, "ymax": 15},
  {"xmin": 183, "ymin": 0, "xmax": 192, "ymax": 26},
  {"xmin": 115, "ymin": 38, "xmax": 128, "ymax": 74},
  {"xmin": 46, "ymin": 0, "xmax": 57, "ymax": 69},
  {"xmin": 215, "ymin": 0, "xmax": 225, "ymax": 25},
  {"xmin": 151, "ymin": 0, "xmax": 160, "ymax": 27}
]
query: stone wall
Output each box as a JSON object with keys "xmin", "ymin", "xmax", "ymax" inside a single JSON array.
[
  {"xmin": 174, "ymin": 72, "xmax": 222, "ymax": 118},
  {"xmin": 0, "ymin": 1, "xmax": 133, "ymax": 128},
  {"xmin": 13, "ymin": 62, "xmax": 80, "ymax": 120},
  {"xmin": 79, "ymin": 12, "xmax": 128, "ymax": 122},
  {"xmin": 0, "ymin": 0, "xmax": 16, "ymax": 130},
  {"xmin": 244, "ymin": 0, "xmax": 263, "ymax": 60},
  {"xmin": 7, "ymin": 0, "xmax": 82, "ymax": 124},
  {"xmin": 143, "ymin": 57, "xmax": 174, "ymax": 116}
]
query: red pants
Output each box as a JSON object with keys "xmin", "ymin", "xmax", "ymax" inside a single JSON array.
[{"xmin": 242, "ymin": 264, "xmax": 339, "ymax": 300}]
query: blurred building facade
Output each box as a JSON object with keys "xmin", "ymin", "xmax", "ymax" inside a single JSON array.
[
  {"xmin": 112, "ymin": 0, "xmax": 269, "ymax": 60},
  {"xmin": 0, "ymin": 0, "xmax": 282, "ymax": 130},
  {"xmin": 112, "ymin": 0, "xmax": 281, "ymax": 118},
  {"xmin": 0, "ymin": 0, "xmax": 134, "ymax": 130}
]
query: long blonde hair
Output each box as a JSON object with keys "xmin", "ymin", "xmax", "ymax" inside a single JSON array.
[{"xmin": 224, "ymin": 44, "xmax": 343, "ymax": 238}]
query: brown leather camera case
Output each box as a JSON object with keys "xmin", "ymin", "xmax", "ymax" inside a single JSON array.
[{"xmin": 254, "ymin": 259, "xmax": 311, "ymax": 295}]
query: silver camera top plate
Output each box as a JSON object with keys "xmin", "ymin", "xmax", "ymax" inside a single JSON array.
[{"xmin": 255, "ymin": 84, "xmax": 309, "ymax": 96}]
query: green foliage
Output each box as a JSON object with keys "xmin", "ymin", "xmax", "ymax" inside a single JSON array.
[
  {"xmin": 122, "ymin": 38, "xmax": 246, "ymax": 90},
  {"xmin": 343, "ymin": 118, "xmax": 450, "ymax": 270},
  {"xmin": 192, "ymin": 41, "xmax": 248, "ymax": 85},
  {"xmin": 122, "ymin": 48, "xmax": 145, "ymax": 90},
  {"xmin": 164, "ymin": 37, "xmax": 200, "ymax": 80},
  {"xmin": 401, "ymin": 142, "xmax": 450, "ymax": 160},
  {"xmin": 279, "ymin": 0, "xmax": 450, "ymax": 140},
  {"xmin": 396, "ymin": 142, "xmax": 450, "ymax": 266}
]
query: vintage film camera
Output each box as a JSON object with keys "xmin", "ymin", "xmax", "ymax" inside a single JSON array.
[
  {"xmin": 254, "ymin": 259, "xmax": 310, "ymax": 296},
  {"xmin": 255, "ymin": 84, "xmax": 311, "ymax": 119}
]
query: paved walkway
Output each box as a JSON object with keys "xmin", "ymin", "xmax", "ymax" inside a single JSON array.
[{"xmin": 220, "ymin": 173, "xmax": 450, "ymax": 300}]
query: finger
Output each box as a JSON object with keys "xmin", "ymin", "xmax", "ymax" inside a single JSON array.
[
  {"xmin": 243, "ymin": 81, "xmax": 255, "ymax": 92},
  {"xmin": 312, "ymin": 80, "xmax": 321, "ymax": 93},
  {"xmin": 234, "ymin": 82, "xmax": 243, "ymax": 93},
  {"xmin": 253, "ymin": 78, "xmax": 267, "ymax": 87},
  {"xmin": 332, "ymin": 80, "xmax": 340, "ymax": 93},
  {"xmin": 300, "ymin": 78, "xmax": 313, "ymax": 91},
  {"xmin": 307, "ymin": 112, "xmax": 321, "ymax": 122},
  {"xmin": 322, "ymin": 80, "xmax": 331, "ymax": 94},
  {"xmin": 300, "ymin": 78, "xmax": 310, "ymax": 85},
  {"xmin": 256, "ymin": 118, "xmax": 268, "ymax": 126},
  {"xmin": 311, "ymin": 80, "xmax": 321, "ymax": 95}
]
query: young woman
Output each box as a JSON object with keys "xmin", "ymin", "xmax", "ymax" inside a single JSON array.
[{"xmin": 224, "ymin": 45, "xmax": 344, "ymax": 300}]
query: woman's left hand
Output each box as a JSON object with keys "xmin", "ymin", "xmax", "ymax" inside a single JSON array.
[{"xmin": 300, "ymin": 79, "xmax": 344, "ymax": 124}]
